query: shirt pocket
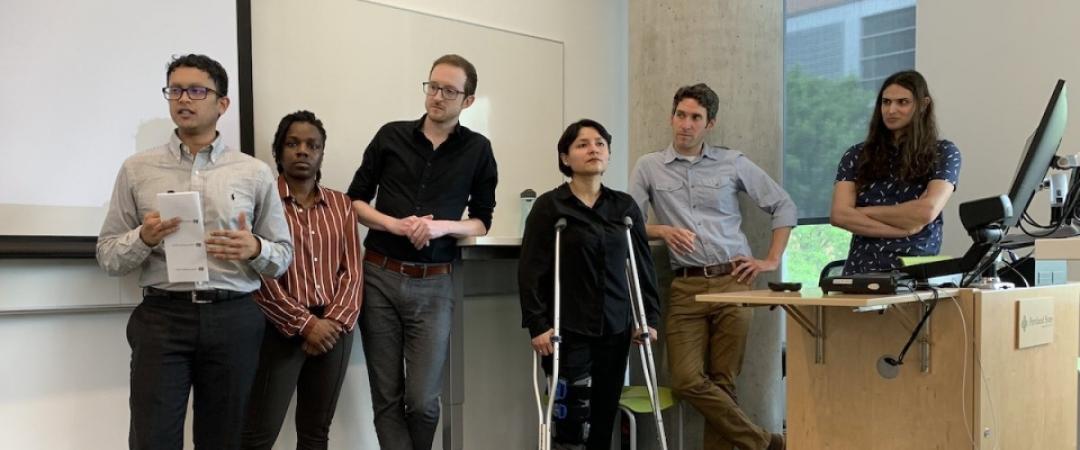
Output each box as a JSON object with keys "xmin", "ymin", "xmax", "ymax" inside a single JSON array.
[
  {"xmin": 654, "ymin": 181, "xmax": 688, "ymax": 206},
  {"xmin": 207, "ymin": 175, "xmax": 258, "ymax": 229},
  {"xmin": 696, "ymin": 176, "xmax": 739, "ymax": 214}
]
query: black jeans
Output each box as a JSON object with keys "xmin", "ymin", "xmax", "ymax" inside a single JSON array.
[
  {"xmin": 127, "ymin": 294, "xmax": 265, "ymax": 450},
  {"xmin": 542, "ymin": 330, "xmax": 632, "ymax": 450},
  {"xmin": 241, "ymin": 314, "xmax": 354, "ymax": 450}
]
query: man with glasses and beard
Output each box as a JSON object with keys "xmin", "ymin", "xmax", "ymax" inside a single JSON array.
[{"xmin": 347, "ymin": 54, "xmax": 498, "ymax": 450}]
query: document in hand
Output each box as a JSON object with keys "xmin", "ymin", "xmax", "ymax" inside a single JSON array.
[{"xmin": 157, "ymin": 191, "xmax": 210, "ymax": 283}]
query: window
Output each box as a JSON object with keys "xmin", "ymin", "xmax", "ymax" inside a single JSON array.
[
  {"xmin": 781, "ymin": 0, "xmax": 917, "ymax": 283},
  {"xmin": 860, "ymin": 7, "xmax": 916, "ymax": 89}
]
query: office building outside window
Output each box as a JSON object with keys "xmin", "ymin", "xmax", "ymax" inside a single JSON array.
[{"xmin": 782, "ymin": 0, "xmax": 916, "ymax": 285}]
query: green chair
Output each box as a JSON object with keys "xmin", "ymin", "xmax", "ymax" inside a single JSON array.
[{"xmin": 616, "ymin": 385, "xmax": 683, "ymax": 450}]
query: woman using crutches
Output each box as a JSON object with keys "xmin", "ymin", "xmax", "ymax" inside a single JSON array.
[{"xmin": 519, "ymin": 119, "xmax": 662, "ymax": 450}]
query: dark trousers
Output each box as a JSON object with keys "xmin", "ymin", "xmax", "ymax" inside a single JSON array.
[
  {"xmin": 542, "ymin": 330, "xmax": 632, "ymax": 450},
  {"xmin": 127, "ymin": 295, "xmax": 265, "ymax": 450},
  {"xmin": 241, "ymin": 314, "xmax": 354, "ymax": 450},
  {"xmin": 360, "ymin": 261, "xmax": 455, "ymax": 450}
]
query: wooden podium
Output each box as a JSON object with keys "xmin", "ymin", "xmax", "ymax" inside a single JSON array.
[{"xmin": 699, "ymin": 284, "xmax": 1080, "ymax": 450}]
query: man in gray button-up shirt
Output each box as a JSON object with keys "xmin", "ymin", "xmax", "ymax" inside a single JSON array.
[
  {"xmin": 96, "ymin": 54, "xmax": 292, "ymax": 450},
  {"xmin": 630, "ymin": 83, "xmax": 795, "ymax": 450}
]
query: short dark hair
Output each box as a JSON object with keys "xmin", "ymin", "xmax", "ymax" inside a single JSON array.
[
  {"xmin": 272, "ymin": 110, "xmax": 327, "ymax": 182},
  {"xmin": 167, "ymin": 54, "xmax": 229, "ymax": 96},
  {"xmin": 430, "ymin": 54, "xmax": 478, "ymax": 97},
  {"xmin": 557, "ymin": 119, "xmax": 612, "ymax": 177},
  {"xmin": 672, "ymin": 83, "xmax": 719, "ymax": 121}
]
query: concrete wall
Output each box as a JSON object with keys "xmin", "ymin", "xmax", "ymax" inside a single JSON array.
[{"xmin": 629, "ymin": 1, "xmax": 786, "ymax": 448}]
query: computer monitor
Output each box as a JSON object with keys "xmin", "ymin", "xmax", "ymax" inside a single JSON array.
[
  {"xmin": 900, "ymin": 79, "xmax": 1068, "ymax": 286},
  {"xmin": 1003, "ymin": 79, "xmax": 1069, "ymax": 227}
]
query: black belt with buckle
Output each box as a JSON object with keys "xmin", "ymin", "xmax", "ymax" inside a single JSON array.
[
  {"xmin": 675, "ymin": 262, "xmax": 736, "ymax": 278},
  {"xmin": 143, "ymin": 287, "xmax": 251, "ymax": 304}
]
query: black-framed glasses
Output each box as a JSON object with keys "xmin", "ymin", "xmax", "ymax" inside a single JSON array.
[
  {"xmin": 422, "ymin": 82, "xmax": 465, "ymax": 100},
  {"xmin": 162, "ymin": 86, "xmax": 220, "ymax": 100}
]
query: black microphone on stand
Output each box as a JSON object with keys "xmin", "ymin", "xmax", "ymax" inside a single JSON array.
[{"xmin": 877, "ymin": 289, "xmax": 939, "ymax": 379}]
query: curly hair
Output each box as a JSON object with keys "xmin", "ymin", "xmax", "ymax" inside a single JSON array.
[{"xmin": 272, "ymin": 110, "xmax": 327, "ymax": 182}]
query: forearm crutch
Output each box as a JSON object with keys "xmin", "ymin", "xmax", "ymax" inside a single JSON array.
[
  {"xmin": 532, "ymin": 218, "xmax": 567, "ymax": 450},
  {"xmin": 623, "ymin": 216, "xmax": 669, "ymax": 450}
]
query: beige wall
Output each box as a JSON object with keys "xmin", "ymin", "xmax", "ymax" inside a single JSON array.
[{"xmin": 918, "ymin": 0, "xmax": 1080, "ymax": 260}]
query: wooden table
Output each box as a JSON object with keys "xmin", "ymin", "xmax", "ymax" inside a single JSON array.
[{"xmin": 699, "ymin": 285, "xmax": 1079, "ymax": 449}]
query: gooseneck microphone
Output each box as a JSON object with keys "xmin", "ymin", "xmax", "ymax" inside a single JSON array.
[{"xmin": 877, "ymin": 289, "xmax": 940, "ymax": 379}]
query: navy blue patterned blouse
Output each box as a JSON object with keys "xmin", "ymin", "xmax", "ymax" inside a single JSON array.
[{"xmin": 834, "ymin": 140, "xmax": 962, "ymax": 275}]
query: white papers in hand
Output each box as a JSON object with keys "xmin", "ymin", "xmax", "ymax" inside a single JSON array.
[{"xmin": 157, "ymin": 191, "xmax": 209, "ymax": 283}]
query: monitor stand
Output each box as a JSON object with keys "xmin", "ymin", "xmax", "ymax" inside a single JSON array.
[{"xmin": 1001, "ymin": 223, "xmax": 1080, "ymax": 249}]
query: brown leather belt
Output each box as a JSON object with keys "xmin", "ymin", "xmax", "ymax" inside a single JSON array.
[
  {"xmin": 675, "ymin": 262, "xmax": 735, "ymax": 278},
  {"xmin": 364, "ymin": 250, "xmax": 452, "ymax": 278}
]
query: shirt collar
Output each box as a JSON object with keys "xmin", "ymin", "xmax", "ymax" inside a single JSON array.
[
  {"xmin": 277, "ymin": 175, "xmax": 328, "ymax": 206},
  {"xmin": 413, "ymin": 114, "xmax": 463, "ymax": 139},
  {"xmin": 554, "ymin": 182, "xmax": 614, "ymax": 203},
  {"xmin": 661, "ymin": 143, "xmax": 719, "ymax": 164},
  {"xmin": 168, "ymin": 130, "xmax": 227, "ymax": 163}
]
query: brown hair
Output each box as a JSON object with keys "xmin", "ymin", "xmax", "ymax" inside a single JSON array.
[
  {"xmin": 430, "ymin": 54, "xmax": 478, "ymax": 97},
  {"xmin": 856, "ymin": 70, "xmax": 939, "ymax": 184}
]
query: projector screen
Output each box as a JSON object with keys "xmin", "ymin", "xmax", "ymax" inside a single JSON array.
[{"xmin": 0, "ymin": 0, "xmax": 243, "ymax": 238}]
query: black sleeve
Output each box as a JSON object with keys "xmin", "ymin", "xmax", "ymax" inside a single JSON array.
[
  {"xmin": 346, "ymin": 126, "xmax": 385, "ymax": 202},
  {"xmin": 518, "ymin": 194, "xmax": 555, "ymax": 338},
  {"xmin": 466, "ymin": 139, "xmax": 498, "ymax": 232},
  {"xmin": 628, "ymin": 201, "xmax": 662, "ymax": 328}
]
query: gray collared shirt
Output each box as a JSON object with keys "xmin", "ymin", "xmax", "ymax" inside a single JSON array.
[
  {"xmin": 629, "ymin": 143, "xmax": 797, "ymax": 269},
  {"xmin": 97, "ymin": 132, "xmax": 293, "ymax": 292}
]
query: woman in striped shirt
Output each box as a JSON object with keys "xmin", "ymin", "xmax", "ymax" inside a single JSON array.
[{"xmin": 242, "ymin": 110, "xmax": 363, "ymax": 449}]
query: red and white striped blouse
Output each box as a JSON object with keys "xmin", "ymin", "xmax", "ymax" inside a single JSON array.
[{"xmin": 256, "ymin": 176, "xmax": 362, "ymax": 337}]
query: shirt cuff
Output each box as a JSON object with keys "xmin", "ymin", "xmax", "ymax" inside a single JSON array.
[
  {"xmin": 527, "ymin": 319, "xmax": 552, "ymax": 338},
  {"xmin": 298, "ymin": 314, "xmax": 317, "ymax": 337},
  {"xmin": 128, "ymin": 227, "xmax": 154, "ymax": 258},
  {"xmin": 247, "ymin": 235, "xmax": 273, "ymax": 272},
  {"xmin": 771, "ymin": 207, "xmax": 798, "ymax": 230}
]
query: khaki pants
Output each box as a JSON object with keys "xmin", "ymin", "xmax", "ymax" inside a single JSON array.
[{"xmin": 666, "ymin": 275, "xmax": 771, "ymax": 450}]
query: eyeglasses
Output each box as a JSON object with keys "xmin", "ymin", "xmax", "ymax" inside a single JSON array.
[
  {"xmin": 422, "ymin": 82, "xmax": 465, "ymax": 100},
  {"xmin": 162, "ymin": 86, "xmax": 220, "ymax": 100}
]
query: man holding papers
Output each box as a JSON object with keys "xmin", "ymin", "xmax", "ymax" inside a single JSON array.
[{"xmin": 96, "ymin": 54, "xmax": 292, "ymax": 450}]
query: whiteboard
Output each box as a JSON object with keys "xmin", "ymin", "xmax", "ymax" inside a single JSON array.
[
  {"xmin": 0, "ymin": 0, "xmax": 242, "ymax": 237},
  {"xmin": 251, "ymin": 0, "xmax": 565, "ymax": 238}
]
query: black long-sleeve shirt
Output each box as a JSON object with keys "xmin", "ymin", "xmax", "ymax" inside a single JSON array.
[
  {"xmin": 518, "ymin": 183, "xmax": 661, "ymax": 338},
  {"xmin": 347, "ymin": 116, "xmax": 499, "ymax": 263}
]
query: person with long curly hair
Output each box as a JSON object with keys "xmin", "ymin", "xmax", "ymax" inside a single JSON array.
[{"xmin": 830, "ymin": 70, "xmax": 962, "ymax": 275}]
